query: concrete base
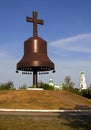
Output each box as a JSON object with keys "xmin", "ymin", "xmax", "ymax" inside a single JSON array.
[{"xmin": 27, "ymin": 88, "xmax": 44, "ymax": 90}]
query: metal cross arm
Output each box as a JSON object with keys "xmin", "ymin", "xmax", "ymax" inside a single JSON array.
[{"xmin": 26, "ymin": 11, "xmax": 44, "ymax": 37}]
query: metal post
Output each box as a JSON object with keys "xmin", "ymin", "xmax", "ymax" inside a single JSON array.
[{"xmin": 33, "ymin": 71, "xmax": 37, "ymax": 87}]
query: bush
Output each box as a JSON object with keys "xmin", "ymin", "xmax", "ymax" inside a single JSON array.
[
  {"xmin": 0, "ymin": 81, "xmax": 15, "ymax": 90},
  {"xmin": 37, "ymin": 82, "xmax": 54, "ymax": 90},
  {"xmin": 19, "ymin": 84, "xmax": 27, "ymax": 90},
  {"xmin": 80, "ymin": 89, "xmax": 91, "ymax": 99}
]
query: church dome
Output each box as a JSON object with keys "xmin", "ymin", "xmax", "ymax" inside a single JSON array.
[{"xmin": 81, "ymin": 70, "xmax": 84, "ymax": 74}]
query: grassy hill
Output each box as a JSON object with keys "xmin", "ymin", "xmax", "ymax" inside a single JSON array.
[{"xmin": 0, "ymin": 90, "xmax": 91, "ymax": 110}]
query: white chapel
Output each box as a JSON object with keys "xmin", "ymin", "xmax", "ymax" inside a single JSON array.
[{"xmin": 80, "ymin": 70, "xmax": 87, "ymax": 90}]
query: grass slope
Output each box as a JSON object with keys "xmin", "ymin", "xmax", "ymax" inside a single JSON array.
[{"xmin": 0, "ymin": 90, "xmax": 91, "ymax": 110}]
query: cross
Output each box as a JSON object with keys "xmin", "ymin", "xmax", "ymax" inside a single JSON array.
[{"xmin": 26, "ymin": 11, "xmax": 44, "ymax": 37}]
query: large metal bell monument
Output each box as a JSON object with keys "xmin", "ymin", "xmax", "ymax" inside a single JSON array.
[{"xmin": 16, "ymin": 11, "xmax": 55, "ymax": 87}]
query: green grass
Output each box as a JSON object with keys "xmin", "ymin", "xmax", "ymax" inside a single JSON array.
[
  {"xmin": 0, "ymin": 113, "xmax": 91, "ymax": 130},
  {"xmin": 0, "ymin": 90, "xmax": 91, "ymax": 110}
]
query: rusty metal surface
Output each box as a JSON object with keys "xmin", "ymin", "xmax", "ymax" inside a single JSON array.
[
  {"xmin": 26, "ymin": 11, "xmax": 44, "ymax": 38},
  {"xmin": 16, "ymin": 11, "xmax": 55, "ymax": 87},
  {"xmin": 17, "ymin": 37, "xmax": 54, "ymax": 71}
]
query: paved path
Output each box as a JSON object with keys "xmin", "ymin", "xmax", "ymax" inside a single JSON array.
[
  {"xmin": 0, "ymin": 108, "xmax": 91, "ymax": 112},
  {"xmin": 0, "ymin": 109, "xmax": 91, "ymax": 116}
]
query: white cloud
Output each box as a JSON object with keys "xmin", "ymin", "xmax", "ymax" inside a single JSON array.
[{"xmin": 50, "ymin": 33, "xmax": 91, "ymax": 53}]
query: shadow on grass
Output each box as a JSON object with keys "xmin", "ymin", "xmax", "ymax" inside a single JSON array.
[
  {"xmin": 74, "ymin": 104, "xmax": 91, "ymax": 110},
  {"xmin": 59, "ymin": 105, "xmax": 91, "ymax": 130}
]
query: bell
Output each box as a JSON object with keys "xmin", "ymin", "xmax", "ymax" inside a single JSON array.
[
  {"xmin": 16, "ymin": 11, "xmax": 55, "ymax": 87},
  {"xmin": 17, "ymin": 37, "xmax": 54, "ymax": 71}
]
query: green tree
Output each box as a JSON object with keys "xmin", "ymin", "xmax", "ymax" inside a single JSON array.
[
  {"xmin": 80, "ymin": 87, "xmax": 91, "ymax": 99},
  {"xmin": 63, "ymin": 75, "xmax": 75, "ymax": 90},
  {"xmin": 0, "ymin": 81, "xmax": 15, "ymax": 90}
]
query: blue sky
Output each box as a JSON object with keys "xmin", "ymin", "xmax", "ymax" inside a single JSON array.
[{"xmin": 0, "ymin": 0, "xmax": 91, "ymax": 88}]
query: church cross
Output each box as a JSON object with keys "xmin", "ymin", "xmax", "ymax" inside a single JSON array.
[{"xmin": 26, "ymin": 11, "xmax": 44, "ymax": 37}]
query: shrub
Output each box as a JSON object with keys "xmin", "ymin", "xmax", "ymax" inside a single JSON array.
[
  {"xmin": 38, "ymin": 82, "xmax": 54, "ymax": 90},
  {"xmin": 19, "ymin": 84, "xmax": 27, "ymax": 90},
  {"xmin": 0, "ymin": 81, "xmax": 15, "ymax": 90}
]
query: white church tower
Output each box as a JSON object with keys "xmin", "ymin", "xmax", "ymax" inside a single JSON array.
[{"xmin": 80, "ymin": 70, "xmax": 87, "ymax": 90}]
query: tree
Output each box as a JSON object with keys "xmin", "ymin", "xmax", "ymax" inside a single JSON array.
[
  {"xmin": 80, "ymin": 87, "xmax": 91, "ymax": 99},
  {"xmin": 0, "ymin": 81, "xmax": 15, "ymax": 90},
  {"xmin": 63, "ymin": 75, "xmax": 75, "ymax": 90}
]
